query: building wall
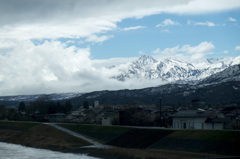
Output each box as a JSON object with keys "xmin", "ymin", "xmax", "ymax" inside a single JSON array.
[
  {"xmin": 102, "ymin": 117, "xmax": 112, "ymax": 126},
  {"xmin": 102, "ymin": 114, "xmax": 119, "ymax": 126},
  {"xmin": 205, "ymin": 123, "xmax": 224, "ymax": 130},
  {"xmin": 213, "ymin": 123, "xmax": 224, "ymax": 130},
  {"xmin": 173, "ymin": 117, "xmax": 207, "ymax": 129},
  {"xmin": 173, "ymin": 117, "xmax": 224, "ymax": 130}
]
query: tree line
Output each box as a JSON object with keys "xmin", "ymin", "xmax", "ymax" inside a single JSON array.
[{"xmin": 0, "ymin": 95, "xmax": 72, "ymax": 121}]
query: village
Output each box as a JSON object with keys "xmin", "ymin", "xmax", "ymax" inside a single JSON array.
[{"xmin": 1, "ymin": 97, "xmax": 240, "ymax": 130}]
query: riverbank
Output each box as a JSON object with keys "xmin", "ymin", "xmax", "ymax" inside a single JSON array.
[{"xmin": 0, "ymin": 121, "xmax": 235, "ymax": 159}]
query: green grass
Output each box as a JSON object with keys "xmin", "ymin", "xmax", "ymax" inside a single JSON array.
[
  {"xmin": 2, "ymin": 121, "xmax": 240, "ymax": 156},
  {"xmin": 59, "ymin": 124, "xmax": 132, "ymax": 143},
  {"xmin": 0, "ymin": 121, "xmax": 38, "ymax": 131},
  {"xmin": 150, "ymin": 129, "xmax": 240, "ymax": 155},
  {"xmin": 167, "ymin": 129, "xmax": 240, "ymax": 141},
  {"xmin": 0, "ymin": 121, "xmax": 91, "ymax": 150}
]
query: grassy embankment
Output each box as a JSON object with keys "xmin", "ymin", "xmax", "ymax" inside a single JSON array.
[
  {"xmin": 60, "ymin": 124, "xmax": 239, "ymax": 158},
  {"xmin": 60, "ymin": 124, "xmax": 240, "ymax": 156},
  {"xmin": 0, "ymin": 121, "xmax": 238, "ymax": 159},
  {"xmin": 0, "ymin": 121, "xmax": 90, "ymax": 152}
]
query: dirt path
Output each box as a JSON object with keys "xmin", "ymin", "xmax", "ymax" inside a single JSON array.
[{"xmin": 45, "ymin": 123, "xmax": 112, "ymax": 149}]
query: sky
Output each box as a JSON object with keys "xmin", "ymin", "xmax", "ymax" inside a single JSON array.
[{"xmin": 0, "ymin": 0, "xmax": 240, "ymax": 96}]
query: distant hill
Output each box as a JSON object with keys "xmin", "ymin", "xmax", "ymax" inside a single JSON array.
[{"xmin": 69, "ymin": 81, "xmax": 240, "ymax": 107}]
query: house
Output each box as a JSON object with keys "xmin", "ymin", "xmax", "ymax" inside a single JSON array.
[
  {"xmin": 66, "ymin": 110, "xmax": 87, "ymax": 123},
  {"xmin": 49, "ymin": 113, "xmax": 66, "ymax": 122},
  {"xmin": 102, "ymin": 112, "xmax": 119, "ymax": 126},
  {"xmin": 221, "ymin": 106, "xmax": 240, "ymax": 129},
  {"xmin": 84, "ymin": 108, "xmax": 103, "ymax": 124},
  {"xmin": 172, "ymin": 109, "xmax": 225, "ymax": 130}
]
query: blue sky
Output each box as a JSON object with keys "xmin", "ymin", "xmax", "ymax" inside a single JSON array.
[
  {"xmin": 0, "ymin": 0, "xmax": 240, "ymax": 95},
  {"xmin": 78, "ymin": 9, "xmax": 240, "ymax": 59}
]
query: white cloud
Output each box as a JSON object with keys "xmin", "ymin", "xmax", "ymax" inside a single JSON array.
[
  {"xmin": 235, "ymin": 46, "xmax": 240, "ymax": 51},
  {"xmin": 0, "ymin": 39, "xmax": 156, "ymax": 95},
  {"xmin": 1, "ymin": 0, "xmax": 239, "ymax": 40},
  {"xmin": 156, "ymin": 19, "xmax": 181, "ymax": 27},
  {"xmin": 139, "ymin": 51, "xmax": 146, "ymax": 55},
  {"xmin": 164, "ymin": 0, "xmax": 240, "ymax": 14},
  {"xmin": 188, "ymin": 20, "xmax": 216, "ymax": 27},
  {"xmin": 86, "ymin": 35, "xmax": 114, "ymax": 43},
  {"xmin": 229, "ymin": 17, "xmax": 237, "ymax": 22},
  {"xmin": 123, "ymin": 26, "xmax": 146, "ymax": 31},
  {"xmin": 161, "ymin": 29, "xmax": 171, "ymax": 33},
  {"xmin": 0, "ymin": 40, "xmax": 100, "ymax": 95},
  {"xmin": 154, "ymin": 41, "xmax": 215, "ymax": 62},
  {"xmin": 0, "ymin": 0, "xmax": 184, "ymax": 40},
  {"xmin": 152, "ymin": 48, "xmax": 161, "ymax": 54},
  {"xmin": 223, "ymin": 50, "xmax": 229, "ymax": 54}
]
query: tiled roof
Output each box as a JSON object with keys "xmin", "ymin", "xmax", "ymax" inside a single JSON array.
[{"xmin": 171, "ymin": 110, "xmax": 214, "ymax": 117}]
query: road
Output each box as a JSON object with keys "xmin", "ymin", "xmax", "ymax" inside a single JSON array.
[{"xmin": 44, "ymin": 123, "xmax": 112, "ymax": 149}]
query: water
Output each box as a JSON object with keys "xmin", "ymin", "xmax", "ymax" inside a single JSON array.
[{"xmin": 0, "ymin": 142, "xmax": 101, "ymax": 159}]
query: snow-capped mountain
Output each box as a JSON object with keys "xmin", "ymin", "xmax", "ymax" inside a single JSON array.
[
  {"xmin": 112, "ymin": 55, "xmax": 240, "ymax": 83},
  {"xmin": 114, "ymin": 55, "xmax": 159, "ymax": 81},
  {"xmin": 199, "ymin": 64, "xmax": 240, "ymax": 85}
]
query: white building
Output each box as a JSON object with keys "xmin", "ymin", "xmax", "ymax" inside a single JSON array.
[{"xmin": 172, "ymin": 110, "xmax": 225, "ymax": 130}]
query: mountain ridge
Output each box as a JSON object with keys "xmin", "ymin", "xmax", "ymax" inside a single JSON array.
[{"xmin": 111, "ymin": 55, "xmax": 240, "ymax": 83}]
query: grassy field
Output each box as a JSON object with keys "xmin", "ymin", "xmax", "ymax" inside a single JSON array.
[
  {"xmin": 59, "ymin": 124, "xmax": 131, "ymax": 143},
  {"xmin": 150, "ymin": 129, "xmax": 240, "ymax": 156},
  {"xmin": 0, "ymin": 121, "xmax": 239, "ymax": 159},
  {"xmin": 59, "ymin": 123, "xmax": 240, "ymax": 156},
  {"xmin": 0, "ymin": 121, "xmax": 38, "ymax": 131},
  {"xmin": 0, "ymin": 121, "xmax": 90, "ymax": 151}
]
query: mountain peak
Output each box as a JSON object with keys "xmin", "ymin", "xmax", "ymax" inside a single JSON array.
[{"xmin": 136, "ymin": 55, "xmax": 158, "ymax": 64}]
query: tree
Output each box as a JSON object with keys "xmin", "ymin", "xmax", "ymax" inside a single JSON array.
[
  {"xmin": 18, "ymin": 101, "xmax": 26, "ymax": 113},
  {"xmin": 64, "ymin": 100, "xmax": 72, "ymax": 114},
  {"xmin": 0, "ymin": 105, "xmax": 7, "ymax": 120},
  {"xmin": 83, "ymin": 101, "xmax": 89, "ymax": 109},
  {"xmin": 31, "ymin": 95, "xmax": 53, "ymax": 115}
]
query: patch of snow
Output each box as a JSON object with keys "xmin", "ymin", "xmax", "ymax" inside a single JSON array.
[{"xmin": 233, "ymin": 86, "xmax": 238, "ymax": 90}]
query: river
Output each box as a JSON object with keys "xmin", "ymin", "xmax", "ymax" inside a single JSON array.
[{"xmin": 0, "ymin": 142, "xmax": 101, "ymax": 159}]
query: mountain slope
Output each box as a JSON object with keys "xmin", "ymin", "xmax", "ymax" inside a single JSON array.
[
  {"xmin": 70, "ymin": 81, "xmax": 240, "ymax": 106},
  {"xmin": 199, "ymin": 64, "xmax": 240, "ymax": 85}
]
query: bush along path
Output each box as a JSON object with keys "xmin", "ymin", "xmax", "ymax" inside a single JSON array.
[{"xmin": 44, "ymin": 123, "xmax": 112, "ymax": 149}]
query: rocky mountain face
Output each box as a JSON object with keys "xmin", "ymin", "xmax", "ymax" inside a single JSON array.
[
  {"xmin": 112, "ymin": 55, "xmax": 240, "ymax": 83},
  {"xmin": 199, "ymin": 64, "xmax": 240, "ymax": 85}
]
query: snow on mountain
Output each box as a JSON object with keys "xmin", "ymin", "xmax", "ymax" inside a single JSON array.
[
  {"xmin": 111, "ymin": 55, "xmax": 240, "ymax": 83},
  {"xmin": 0, "ymin": 92, "xmax": 83, "ymax": 102},
  {"xmin": 199, "ymin": 64, "xmax": 240, "ymax": 85},
  {"xmin": 113, "ymin": 55, "xmax": 159, "ymax": 81}
]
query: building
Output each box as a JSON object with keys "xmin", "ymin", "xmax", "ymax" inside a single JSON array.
[
  {"xmin": 102, "ymin": 112, "xmax": 119, "ymax": 126},
  {"xmin": 49, "ymin": 113, "xmax": 66, "ymax": 122},
  {"xmin": 172, "ymin": 109, "xmax": 225, "ymax": 130}
]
